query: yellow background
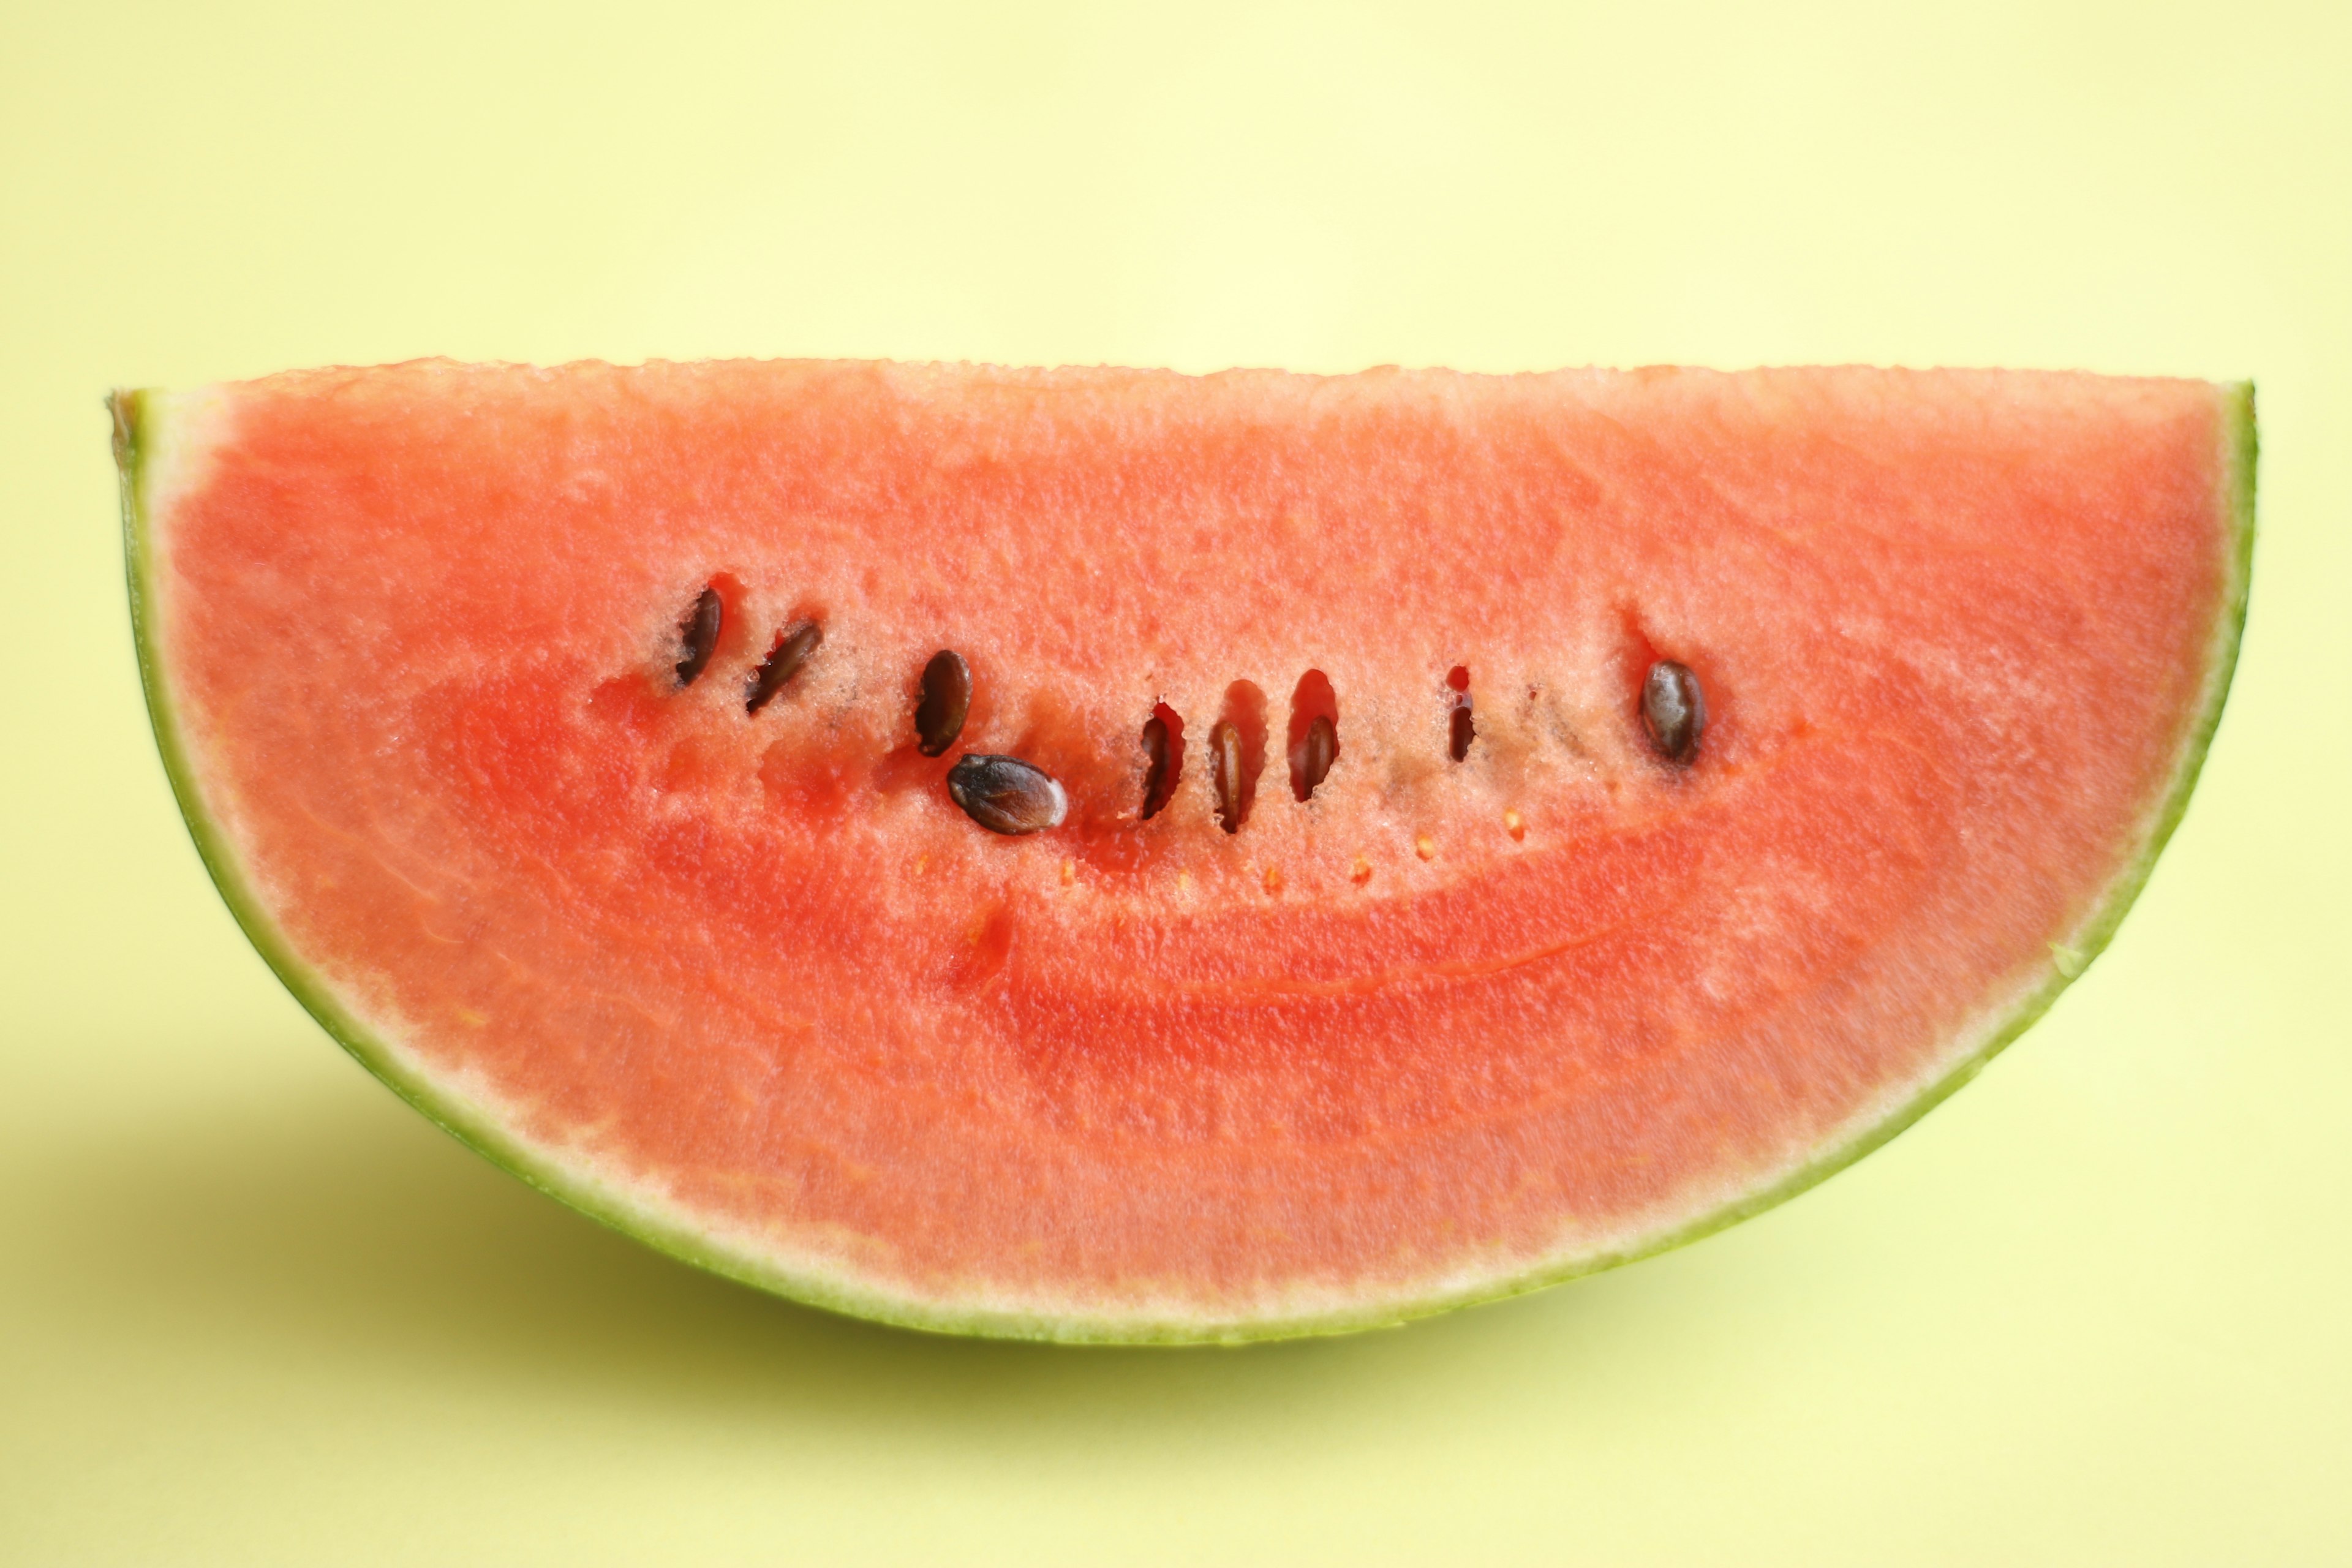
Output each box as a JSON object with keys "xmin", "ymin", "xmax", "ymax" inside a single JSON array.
[{"xmin": 4, "ymin": 2, "xmax": 2346, "ymax": 1561}]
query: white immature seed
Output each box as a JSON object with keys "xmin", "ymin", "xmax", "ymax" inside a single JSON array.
[{"xmin": 947, "ymin": 754, "xmax": 1068, "ymax": 836}]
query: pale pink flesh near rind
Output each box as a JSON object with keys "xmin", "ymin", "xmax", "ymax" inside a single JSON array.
[{"xmin": 113, "ymin": 371, "xmax": 2254, "ymax": 1344}]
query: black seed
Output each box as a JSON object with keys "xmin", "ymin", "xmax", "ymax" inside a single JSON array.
[
  {"xmin": 1210, "ymin": 718, "xmax": 1246, "ymax": 833},
  {"xmin": 674, "ymin": 587, "xmax": 723, "ymax": 688},
  {"xmin": 1449, "ymin": 700, "xmax": 1475, "ymax": 762},
  {"xmin": 745, "ymin": 620, "xmax": 823, "ymax": 714},
  {"xmin": 1291, "ymin": 713, "xmax": 1337, "ymax": 801},
  {"xmin": 1642, "ymin": 659, "xmax": 1706, "ymax": 765},
  {"xmin": 947, "ymin": 754, "xmax": 1067, "ymax": 835},
  {"xmin": 1140, "ymin": 713, "xmax": 1182, "ymax": 820},
  {"xmin": 916, "ymin": 650, "xmax": 971, "ymax": 756}
]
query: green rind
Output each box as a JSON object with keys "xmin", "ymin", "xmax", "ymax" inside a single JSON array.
[{"xmin": 115, "ymin": 382, "xmax": 2255, "ymax": 1346}]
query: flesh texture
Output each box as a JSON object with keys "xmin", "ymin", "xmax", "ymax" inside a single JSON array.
[{"xmin": 119, "ymin": 362, "xmax": 2251, "ymax": 1340}]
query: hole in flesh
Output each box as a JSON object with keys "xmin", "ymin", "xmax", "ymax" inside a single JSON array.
[{"xmin": 1447, "ymin": 665, "xmax": 1474, "ymax": 761}]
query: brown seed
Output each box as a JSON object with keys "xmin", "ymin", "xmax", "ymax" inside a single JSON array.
[
  {"xmin": 745, "ymin": 620, "xmax": 823, "ymax": 714},
  {"xmin": 946, "ymin": 753, "xmax": 1067, "ymax": 835},
  {"xmin": 1286, "ymin": 670, "xmax": 1340, "ymax": 802},
  {"xmin": 1140, "ymin": 709, "xmax": 1184, "ymax": 820},
  {"xmin": 1291, "ymin": 713, "xmax": 1337, "ymax": 801},
  {"xmin": 1642, "ymin": 659, "xmax": 1706, "ymax": 764},
  {"xmin": 915, "ymin": 650, "xmax": 971, "ymax": 756},
  {"xmin": 1209, "ymin": 718, "xmax": 1247, "ymax": 833},
  {"xmin": 674, "ymin": 586, "xmax": 723, "ymax": 688},
  {"xmin": 1449, "ymin": 700, "xmax": 1475, "ymax": 762},
  {"xmin": 1212, "ymin": 680, "xmax": 1268, "ymax": 831}
]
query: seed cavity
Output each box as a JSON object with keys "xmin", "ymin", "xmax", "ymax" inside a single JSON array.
[
  {"xmin": 916, "ymin": 650, "xmax": 972, "ymax": 756},
  {"xmin": 1287, "ymin": 669, "xmax": 1340, "ymax": 802},
  {"xmin": 946, "ymin": 753, "xmax": 1067, "ymax": 836},
  {"xmin": 1642, "ymin": 659, "xmax": 1706, "ymax": 765},
  {"xmin": 1210, "ymin": 680, "xmax": 1268, "ymax": 833},
  {"xmin": 1140, "ymin": 702, "xmax": 1185, "ymax": 820},
  {"xmin": 674, "ymin": 586, "xmax": 723, "ymax": 688},
  {"xmin": 1447, "ymin": 666, "xmax": 1475, "ymax": 763},
  {"xmin": 1449, "ymin": 704, "xmax": 1475, "ymax": 762},
  {"xmin": 745, "ymin": 620, "xmax": 823, "ymax": 714}
]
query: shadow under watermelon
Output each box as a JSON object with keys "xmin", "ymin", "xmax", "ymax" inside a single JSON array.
[{"xmin": 10, "ymin": 1065, "xmax": 1678, "ymax": 1448}]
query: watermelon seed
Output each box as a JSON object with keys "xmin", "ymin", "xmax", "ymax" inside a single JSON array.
[
  {"xmin": 1286, "ymin": 671, "xmax": 1340, "ymax": 802},
  {"xmin": 1212, "ymin": 681, "xmax": 1268, "ymax": 832},
  {"xmin": 1292, "ymin": 715, "xmax": 1338, "ymax": 801},
  {"xmin": 1140, "ymin": 703, "xmax": 1184, "ymax": 820},
  {"xmin": 1210, "ymin": 721, "xmax": 1247, "ymax": 833},
  {"xmin": 946, "ymin": 753, "xmax": 1067, "ymax": 836},
  {"xmin": 1213, "ymin": 728, "xmax": 1270, "ymax": 842},
  {"xmin": 916, "ymin": 650, "xmax": 972, "ymax": 756},
  {"xmin": 1641, "ymin": 660, "xmax": 1706, "ymax": 764},
  {"xmin": 745, "ymin": 620, "xmax": 823, "ymax": 714},
  {"xmin": 674, "ymin": 586, "xmax": 723, "ymax": 687}
]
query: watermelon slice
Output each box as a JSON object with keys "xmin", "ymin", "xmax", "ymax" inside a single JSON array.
[{"xmin": 113, "ymin": 361, "xmax": 2253, "ymax": 1343}]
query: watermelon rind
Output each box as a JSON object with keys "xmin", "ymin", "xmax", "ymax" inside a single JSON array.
[{"xmin": 112, "ymin": 379, "xmax": 2255, "ymax": 1345}]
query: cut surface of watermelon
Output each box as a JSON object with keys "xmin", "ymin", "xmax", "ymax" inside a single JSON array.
[{"xmin": 115, "ymin": 361, "xmax": 2252, "ymax": 1342}]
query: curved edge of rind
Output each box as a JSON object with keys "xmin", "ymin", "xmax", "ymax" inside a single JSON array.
[{"xmin": 118, "ymin": 381, "xmax": 2256, "ymax": 1348}]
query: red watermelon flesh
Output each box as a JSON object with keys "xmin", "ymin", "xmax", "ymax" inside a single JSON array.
[{"xmin": 114, "ymin": 361, "xmax": 2252, "ymax": 1341}]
